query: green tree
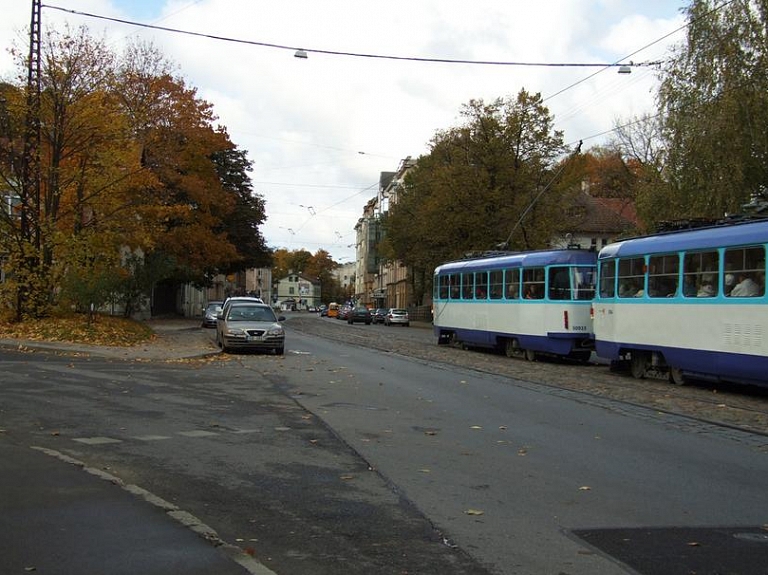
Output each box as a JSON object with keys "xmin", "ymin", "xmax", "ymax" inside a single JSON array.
[
  {"xmin": 658, "ymin": 0, "xmax": 768, "ymax": 219},
  {"xmin": 211, "ymin": 145, "xmax": 271, "ymax": 273},
  {"xmin": 382, "ymin": 90, "xmax": 568, "ymax": 302}
]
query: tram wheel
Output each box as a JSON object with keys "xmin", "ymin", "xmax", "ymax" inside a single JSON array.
[
  {"xmin": 669, "ymin": 366, "xmax": 687, "ymax": 385},
  {"xmin": 524, "ymin": 349, "xmax": 536, "ymax": 362},
  {"xmin": 629, "ymin": 351, "xmax": 649, "ymax": 379},
  {"xmin": 504, "ymin": 339, "xmax": 518, "ymax": 358}
]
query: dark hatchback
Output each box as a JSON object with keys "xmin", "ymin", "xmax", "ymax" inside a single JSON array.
[
  {"xmin": 347, "ymin": 306, "xmax": 372, "ymax": 325},
  {"xmin": 372, "ymin": 308, "xmax": 388, "ymax": 324}
]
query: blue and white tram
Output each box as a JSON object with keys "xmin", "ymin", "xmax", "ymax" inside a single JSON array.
[
  {"xmin": 592, "ymin": 219, "xmax": 768, "ymax": 385},
  {"xmin": 433, "ymin": 249, "xmax": 597, "ymax": 361}
]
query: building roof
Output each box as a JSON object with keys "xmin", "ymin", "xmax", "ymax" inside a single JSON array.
[{"xmin": 568, "ymin": 192, "xmax": 639, "ymax": 235}]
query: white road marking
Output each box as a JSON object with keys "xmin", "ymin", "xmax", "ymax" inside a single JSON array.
[
  {"xmin": 177, "ymin": 430, "xmax": 219, "ymax": 438},
  {"xmin": 73, "ymin": 436, "xmax": 122, "ymax": 445}
]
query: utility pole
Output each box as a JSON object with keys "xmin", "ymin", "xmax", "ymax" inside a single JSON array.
[{"xmin": 17, "ymin": 0, "xmax": 42, "ymax": 319}]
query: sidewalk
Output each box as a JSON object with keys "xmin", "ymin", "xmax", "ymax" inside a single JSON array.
[
  {"xmin": 0, "ymin": 319, "xmax": 274, "ymax": 575},
  {"xmin": 0, "ymin": 441, "xmax": 272, "ymax": 575},
  {"xmin": 0, "ymin": 318, "xmax": 220, "ymax": 361}
]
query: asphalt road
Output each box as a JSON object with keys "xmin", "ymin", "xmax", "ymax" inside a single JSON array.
[{"xmin": 2, "ymin": 314, "xmax": 768, "ymax": 575}]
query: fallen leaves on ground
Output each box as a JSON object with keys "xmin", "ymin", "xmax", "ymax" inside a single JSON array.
[{"xmin": 0, "ymin": 314, "xmax": 154, "ymax": 346}]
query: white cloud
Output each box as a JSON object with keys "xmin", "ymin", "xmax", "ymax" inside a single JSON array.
[{"xmin": 1, "ymin": 1, "xmax": 686, "ymax": 262}]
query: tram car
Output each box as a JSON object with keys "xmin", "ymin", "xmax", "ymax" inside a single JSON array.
[
  {"xmin": 592, "ymin": 219, "xmax": 768, "ymax": 385},
  {"xmin": 433, "ymin": 249, "xmax": 597, "ymax": 361}
]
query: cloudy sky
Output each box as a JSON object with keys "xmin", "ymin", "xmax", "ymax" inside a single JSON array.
[{"xmin": 2, "ymin": 1, "xmax": 686, "ymax": 263}]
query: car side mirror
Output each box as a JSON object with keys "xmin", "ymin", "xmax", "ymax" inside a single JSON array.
[{"xmin": 277, "ymin": 315, "xmax": 286, "ymax": 322}]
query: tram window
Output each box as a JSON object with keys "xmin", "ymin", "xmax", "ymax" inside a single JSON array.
[
  {"xmin": 505, "ymin": 268, "xmax": 520, "ymax": 299},
  {"xmin": 599, "ymin": 260, "xmax": 616, "ymax": 298},
  {"xmin": 618, "ymin": 257, "xmax": 645, "ymax": 298},
  {"xmin": 683, "ymin": 251, "xmax": 718, "ymax": 298},
  {"xmin": 548, "ymin": 266, "xmax": 571, "ymax": 300},
  {"xmin": 475, "ymin": 271, "xmax": 488, "ymax": 299},
  {"xmin": 648, "ymin": 254, "xmax": 679, "ymax": 298},
  {"xmin": 522, "ymin": 268, "xmax": 545, "ymax": 299},
  {"xmin": 573, "ymin": 266, "xmax": 596, "ymax": 300},
  {"xmin": 437, "ymin": 275, "xmax": 447, "ymax": 299},
  {"xmin": 489, "ymin": 270, "xmax": 504, "ymax": 299},
  {"xmin": 461, "ymin": 273, "xmax": 474, "ymax": 299},
  {"xmin": 449, "ymin": 274, "xmax": 460, "ymax": 299},
  {"xmin": 725, "ymin": 246, "xmax": 765, "ymax": 297}
]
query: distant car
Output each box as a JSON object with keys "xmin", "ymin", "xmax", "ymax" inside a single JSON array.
[
  {"xmin": 220, "ymin": 296, "xmax": 264, "ymax": 319},
  {"xmin": 215, "ymin": 302, "xmax": 286, "ymax": 354},
  {"xmin": 223, "ymin": 295, "xmax": 264, "ymax": 305},
  {"xmin": 384, "ymin": 308, "xmax": 409, "ymax": 327},
  {"xmin": 338, "ymin": 305, "xmax": 352, "ymax": 320},
  {"xmin": 347, "ymin": 306, "xmax": 372, "ymax": 325},
  {"xmin": 372, "ymin": 308, "xmax": 388, "ymax": 324},
  {"xmin": 201, "ymin": 300, "xmax": 224, "ymax": 328}
]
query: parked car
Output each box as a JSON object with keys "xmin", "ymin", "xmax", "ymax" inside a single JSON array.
[
  {"xmin": 215, "ymin": 302, "xmax": 286, "ymax": 354},
  {"xmin": 372, "ymin": 308, "xmax": 388, "ymax": 324},
  {"xmin": 347, "ymin": 306, "xmax": 372, "ymax": 325},
  {"xmin": 384, "ymin": 308, "xmax": 410, "ymax": 327},
  {"xmin": 201, "ymin": 300, "xmax": 224, "ymax": 328}
]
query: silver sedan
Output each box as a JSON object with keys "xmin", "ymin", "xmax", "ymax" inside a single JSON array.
[{"xmin": 215, "ymin": 303, "xmax": 286, "ymax": 354}]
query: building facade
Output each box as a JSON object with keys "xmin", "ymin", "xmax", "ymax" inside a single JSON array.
[
  {"xmin": 354, "ymin": 159, "xmax": 417, "ymax": 309},
  {"xmin": 273, "ymin": 273, "xmax": 320, "ymax": 310}
]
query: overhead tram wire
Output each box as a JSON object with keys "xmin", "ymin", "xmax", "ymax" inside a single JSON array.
[
  {"xmin": 554, "ymin": 0, "xmax": 739, "ymax": 146},
  {"xmin": 543, "ymin": 0, "xmax": 737, "ymax": 107},
  {"xmin": 42, "ymin": 3, "xmax": 646, "ymax": 71}
]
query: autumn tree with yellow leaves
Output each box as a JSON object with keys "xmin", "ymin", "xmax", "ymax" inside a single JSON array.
[{"xmin": 0, "ymin": 26, "xmax": 269, "ymax": 319}]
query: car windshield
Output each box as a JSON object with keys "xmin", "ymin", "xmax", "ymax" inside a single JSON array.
[
  {"xmin": 392, "ymin": 309, "xmax": 406, "ymax": 314},
  {"xmin": 227, "ymin": 305, "xmax": 276, "ymax": 322}
]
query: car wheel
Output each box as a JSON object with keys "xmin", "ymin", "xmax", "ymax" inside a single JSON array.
[
  {"xmin": 404, "ymin": 323, "xmax": 409, "ymax": 327},
  {"xmin": 365, "ymin": 321, "xmax": 371, "ymax": 325},
  {"xmin": 275, "ymin": 346, "xmax": 285, "ymax": 355}
]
